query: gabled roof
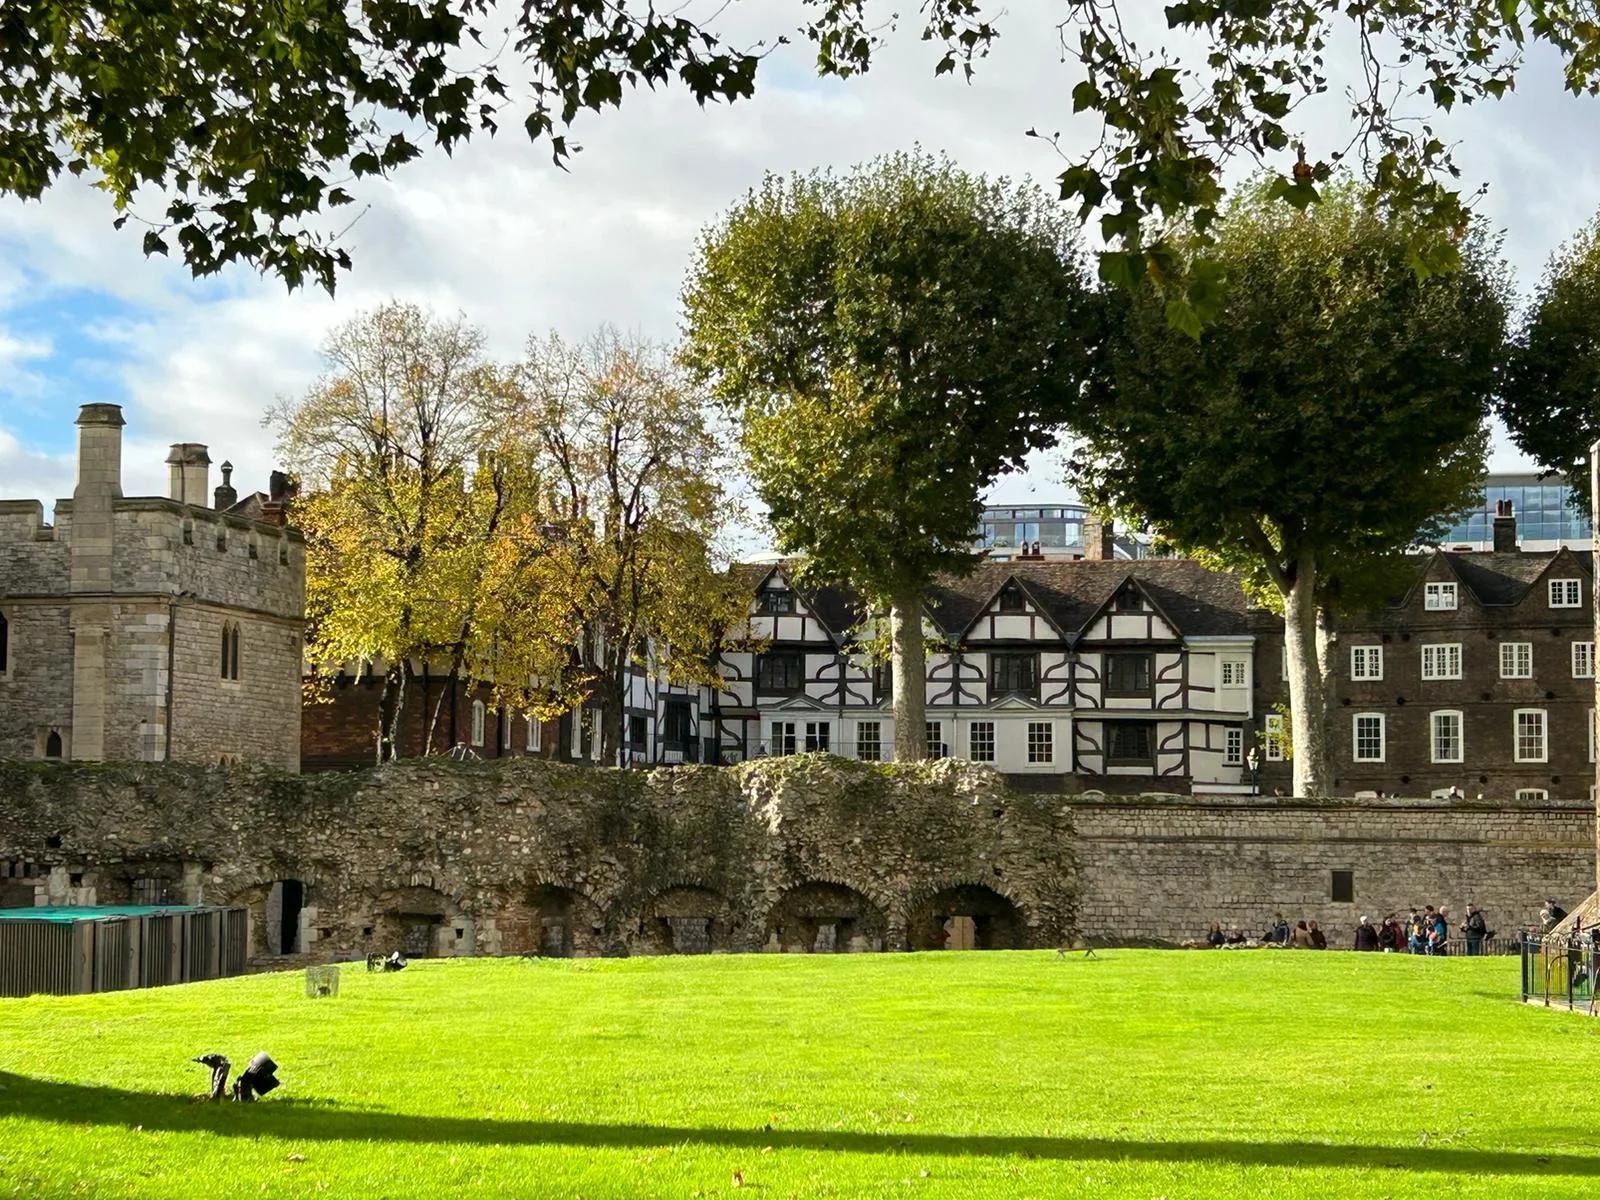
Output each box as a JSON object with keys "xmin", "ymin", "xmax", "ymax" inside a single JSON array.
[
  {"xmin": 955, "ymin": 572, "xmax": 1073, "ymax": 642},
  {"xmin": 1411, "ymin": 549, "xmax": 1592, "ymax": 608}
]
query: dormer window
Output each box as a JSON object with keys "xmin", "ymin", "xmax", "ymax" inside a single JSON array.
[
  {"xmin": 758, "ymin": 589, "xmax": 795, "ymax": 615},
  {"xmin": 1549, "ymin": 578, "xmax": 1583, "ymax": 609},
  {"xmin": 998, "ymin": 585, "xmax": 1025, "ymax": 613},
  {"xmin": 1424, "ymin": 582, "xmax": 1457, "ymax": 611},
  {"xmin": 1115, "ymin": 589, "xmax": 1142, "ymax": 612}
]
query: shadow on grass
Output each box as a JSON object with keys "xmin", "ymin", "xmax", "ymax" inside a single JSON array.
[{"xmin": 1, "ymin": 1071, "xmax": 1594, "ymax": 1177}]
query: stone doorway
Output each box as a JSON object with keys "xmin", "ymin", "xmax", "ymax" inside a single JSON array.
[
  {"xmin": 502, "ymin": 884, "xmax": 603, "ymax": 957},
  {"xmin": 766, "ymin": 882, "xmax": 886, "ymax": 953},
  {"xmin": 645, "ymin": 886, "xmax": 729, "ymax": 954},
  {"xmin": 909, "ymin": 884, "xmax": 1026, "ymax": 950}
]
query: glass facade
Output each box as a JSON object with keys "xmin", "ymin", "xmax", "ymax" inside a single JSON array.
[
  {"xmin": 1437, "ymin": 476, "xmax": 1591, "ymax": 546},
  {"xmin": 974, "ymin": 506, "xmax": 1086, "ymax": 551}
]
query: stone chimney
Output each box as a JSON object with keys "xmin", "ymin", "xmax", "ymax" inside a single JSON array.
[
  {"xmin": 69, "ymin": 403, "xmax": 126, "ymax": 761},
  {"xmin": 1492, "ymin": 498, "xmax": 1517, "ymax": 553},
  {"xmin": 74, "ymin": 403, "xmax": 125, "ymax": 501},
  {"xmin": 213, "ymin": 461, "xmax": 238, "ymax": 511},
  {"xmin": 1080, "ymin": 512, "xmax": 1116, "ymax": 562},
  {"xmin": 165, "ymin": 443, "xmax": 211, "ymax": 506}
]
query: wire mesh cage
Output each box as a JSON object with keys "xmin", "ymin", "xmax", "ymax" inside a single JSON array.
[{"xmin": 304, "ymin": 964, "xmax": 340, "ymax": 999}]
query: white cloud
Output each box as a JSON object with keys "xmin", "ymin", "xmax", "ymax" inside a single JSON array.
[{"xmin": 1, "ymin": 5, "xmax": 1598, "ymax": 517}]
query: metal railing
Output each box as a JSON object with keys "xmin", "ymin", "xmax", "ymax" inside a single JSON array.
[{"xmin": 1520, "ymin": 932, "xmax": 1600, "ymax": 1011}]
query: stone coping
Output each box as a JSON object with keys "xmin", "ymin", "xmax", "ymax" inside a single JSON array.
[{"xmin": 1064, "ymin": 790, "xmax": 1594, "ymax": 812}]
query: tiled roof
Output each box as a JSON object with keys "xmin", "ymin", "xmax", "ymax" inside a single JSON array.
[{"xmin": 1430, "ymin": 550, "xmax": 1591, "ymax": 607}]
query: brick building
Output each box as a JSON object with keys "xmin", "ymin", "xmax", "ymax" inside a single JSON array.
[
  {"xmin": 1254, "ymin": 509, "xmax": 1596, "ymax": 800},
  {"xmin": 0, "ymin": 404, "xmax": 304, "ymax": 770}
]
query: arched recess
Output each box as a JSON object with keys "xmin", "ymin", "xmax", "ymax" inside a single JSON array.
[
  {"xmin": 907, "ymin": 884, "xmax": 1027, "ymax": 951},
  {"xmin": 498, "ymin": 882, "xmax": 604, "ymax": 957},
  {"xmin": 371, "ymin": 885, "xmax": 469, "ymax": 958},
  {"xmin": 766, "ymin": 881, "xmax": 886, "ymax": 953},
  {"xmin": 642, "ymin": 886, "xmax": 730, "ymax": 955}
]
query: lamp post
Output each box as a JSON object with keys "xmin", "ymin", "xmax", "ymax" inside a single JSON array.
[{"xmin": 1246, "ymin": 745, "xmax": 1261, "ymax": 796}]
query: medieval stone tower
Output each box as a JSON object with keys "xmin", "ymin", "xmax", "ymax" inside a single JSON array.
[{"xmin": 0, "ymin": 404, "xmax": 304, "ymax": 770}]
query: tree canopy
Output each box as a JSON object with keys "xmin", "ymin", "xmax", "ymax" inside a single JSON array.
[
  {"xmin": 1500, "ymin": 211, "xmax": 1600, "ymax": 516},
  {"xmin": 1075, "ymin": 177, "xmax": 1509, "ymax": 796},
  {"xmin": 681, "ymin": 150, "xmax": 1095, "ymax": 761}
]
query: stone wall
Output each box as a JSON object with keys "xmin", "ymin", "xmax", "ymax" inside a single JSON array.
[
  {"xmin": 0, "ymin": 757, "xmax": 1077, "ymax": 959},
  {"xmin": 1068, "ymin": 791, "xmax": 1595, "ymax": 946}
]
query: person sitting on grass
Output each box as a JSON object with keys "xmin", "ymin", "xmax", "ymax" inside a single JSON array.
[
  {"xmin": 1225, "ymin": 926, "xmax": 1246, "ymax": 945},
  {"xmin": 1429, "ymin": 907, "xmax": 1450, "ymax": 956},
  {"xmin": 1206, "ymin": 921, "xmax": 1225, "ymax": 947},
  {"xmin": 1378, "ymin": 915, "xmax": 1403, "ymax": 953},
  {"xmin": 1308, "ymin": 920, "xmax": 1327, "ymax": 949},
  {"xmin": 1265, "ymin": 913, "xmax": 1290, "ymax": 944},
  {"xmin": 1407, "ymin": 909, "xmax": 1427, "ymax": 954},
  {"xmin": 1291, "ymin": 920, "xmax": 1315, "ymax": 949},
  {"xmin": 1353, "ymin": 916, "xmax": 1380, "ymax": 952}
]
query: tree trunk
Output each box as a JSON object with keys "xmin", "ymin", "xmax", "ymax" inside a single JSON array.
[
  {"xmin": 890, "ymin": 583, "xmax": 928, "ymax": 762},
  {"xmin": 1281, "ymin": 553, "xmax": 1331, "ymax": 797},
  {"xmin": 377, "ymin": 661, "xmax": 409, "ymax": 763},
  {"xmin": 1316, "ymin": 605, "xmax": 1339, "ymax": 767}
]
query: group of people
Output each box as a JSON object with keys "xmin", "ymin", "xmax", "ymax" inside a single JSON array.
[{"xmin": 1203, "ymin": 904, "xmax": 1496, "ymax": 954}]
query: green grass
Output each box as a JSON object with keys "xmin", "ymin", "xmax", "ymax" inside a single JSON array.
[{"xmin": 2, "ymin": 951, "xmax": 1598, "ymax": 1198}]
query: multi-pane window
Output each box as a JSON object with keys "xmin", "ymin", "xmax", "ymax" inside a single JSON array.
[
  {"xmin": 1430, "ymin": 711, "xmax": 1463, "ymax": 763},
  {"xmin": 1500, "ymin": 642, "xmax": 1533, "ymax": 679},
  {"xmin": 771, "ymin": 721, "xmax": 798, "ymax": 756},
  {"xmin": 1352, "ymin": 713, "xmax": 1385, "ymax": 762},
  {"xmin": 1349, "ymin": 645, "xmax": 1383, "ymax": 681},
  {"xmin": 1549, "ymin": 578, "xmax": 1583, "ymax": 608},
  {"xmin": 856, "ymin": 721, "xmax": 882, "ymax": 762},
  {"xmin": 1220, "ymin": 659, "xmax": 1247, "ymax": 688},
  {"xmin": 1264, "ymin": 713, "xmax": 1286, "ymax": 761},
  {"xmin": 526, "ymin": 714, "xmax": 541, "ymax": 752},
  {"xmin": 1224, "ymin": 727, "xmax": 1243, "ymax": 765},
  {"xmin": 926, "ymin": 721, "xmax": 946, "ymax": 759},
  {"xmin": 968, "ymin": 721, "xmax": 996, "ymax": 763},
  {"xmin": 1105, "ymin": 653, "xmax": 1153, "ymax": 697},
  {"xmin": 629, "ymin": 715, "xmax": 648, "ymax": 748},
  {"xmin": 991, "ymin": 652, "xmax": 1039, "ymax": 696},
  {"xmin": 801, "ymin": 722, "xmax": 828, "ymax": 753},
  {"xmin": 1115, "ymin": 589, "xmax": 1142, "ymax": 612},
  {"xmin": 1107, "ymin": 722, "xmax": 1154, "ymax": 765},
  {"xmin": 1514, "ymin": 709, "xmax": 1547, "ymax": 762},
  {"xmin": 1424, "ymin": 582, "xmax": 1458, "ymax": 610},
  {"xmin": 1574, "ymin": 642, "xmax": 1595, "ymax": 679},
  {"xmin": 756, "ymin": 651, "xmax": 803, "ymax": 693},
  {"xmin": 470, "ymin": 700, "xmax": 486, "ymax": 747},
  {"xmin": 1421, "ymin": 643, "xmax": 1462, "ymax": 680},
  {"xmin": 757, "ymin": 589, "xmax": 795, "ymax": 614},
  {"xmin": 1591, "ymin": 709, "xmax": 1596, "ymax": 765},
  {"xmin": 1516, "ymin": 788, "xmax": 1550, "ymax": 801},
  {"xmin": 1027, "ymin": 721, "xmax": 1054, "ymax": 764},
  {"xmin": 997, "ymin": 585, "xmax": 1026, "ymax": 613}
]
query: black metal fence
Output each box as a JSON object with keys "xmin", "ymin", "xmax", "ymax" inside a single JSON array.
[{"xmin": 1520, "ymin": 933, "xmax": 1600, "ymax": 1011}]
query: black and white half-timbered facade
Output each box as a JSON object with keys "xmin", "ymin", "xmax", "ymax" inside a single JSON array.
[{"xmin": 707, "ymin": 560, "xmax": 1262, "ymax": 793}]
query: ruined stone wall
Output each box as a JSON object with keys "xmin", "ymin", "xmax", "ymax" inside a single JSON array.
[
  {"xmin": 1068, "ymin": 792, "xmax": 1595, "ymax": 946},
  {"xmin": 0, "ymin": 757, "xmax": 1076, "ymax": 959}
]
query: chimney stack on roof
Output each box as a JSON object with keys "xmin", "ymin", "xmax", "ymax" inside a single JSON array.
[
  {"xmin": 213, "ymin": 461, "xmax": 238, "ymax": 511},
  {"xmin": 1492, "ymin": 498, "xmax": 1518, "ymax": 553},
  {"xmin": 165, "ymin": 443, "xmax": 211, "ymax": 507},
  {"xmin": 1081, "ymin": 512, "xmax": 1115, "ymax": 561}
]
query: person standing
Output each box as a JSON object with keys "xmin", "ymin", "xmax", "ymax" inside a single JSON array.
[
  {"xmin": 1378, "ymin": 915, "xmax": 1403, "ymax": 953},
  {"xmin": 1354, "ymin": 915, "xmax": 1380, "ymax": 951},
  {"xmin": 1462, "ymin": 905, "xmax": 1488, "ymax": 956}
]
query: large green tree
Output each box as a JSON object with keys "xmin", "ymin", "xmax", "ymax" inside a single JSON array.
[
  {"xmin": 1075, "ymin": 178, "xmax": 1509, "ymax": 797},
  {"xmin": 1500, "ymin": 211, "xmax": 1600, "ymax": 515},
  {"xmin": 681, "ymin": 150, "xmax": 1094, "ymax": 762}
]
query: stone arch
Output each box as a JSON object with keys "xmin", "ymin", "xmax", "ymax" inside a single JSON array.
[
  {"xmin": 907, "ymin": 883, "xmax": 1027, "ymax": 951},
  {"xmin": 371, "ymin": 885, "xmax": 471, "ymax": 958},
  {"xmin": 640, "ymin": 885, "xmax": 731, "ymax": 955},
  {"xmin": 766, "ymin": 881, "xmax": 887, "ymax": 953},
  {"xmin": 497, "ymin": 881, "xmax": 604, "ymax": 957}
]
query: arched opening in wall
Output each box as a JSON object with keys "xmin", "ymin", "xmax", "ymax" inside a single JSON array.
[
  {"xmin": 370, "ymin": 886, "xmax": 466, "ymax": 958},
  {"xmin": 44, "ymin": 730, "xmax": 62, "ymax": 759},
  {"xmin": 908, "ymin": 885, "xmax": 1027, "ymax": 951},
  {"xmin": 766, "ymin": 882, "xmax": 886, "ymax": 953},
  {"xmin": 222, "ymin": 879, "xmax": 307, "ymax": 958},
  {"xmin": 645, "ymin": 886, "xmax": 729, "ymax": 954},
  {"xmin": 502, "ymin": 883, "xmax": 603, "ymax": 958},
  {"xmin": 95, "ymin": 863, "xmax": 184, "ymax": 906}
]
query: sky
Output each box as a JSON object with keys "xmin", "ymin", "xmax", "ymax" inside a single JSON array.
[{"xmin": 2, "ymin": 3, "xmax": 1598, "ymax": 538}]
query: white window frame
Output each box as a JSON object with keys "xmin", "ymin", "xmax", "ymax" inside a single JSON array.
[
  {"xmin": 1352, "ymin": 712, "xmax": 1386, "ymax": 763},
  {"xmin": 804, "ymin": 721, "xmax": 831, "ymax": 753},
  {"xmin": 968, "ymin": 720, "xmax": 996, "ymax": 763},
  {"xmin": 1591, "ymin": 708, "xmax": 1596, "ymax": 765},
  {"xmin": 1424, "ymin": 581, "xmax": 1458, "ymax": 611},
  {"xmin": 1026, "ymin": 721, "xmax": 1054, "ymax": 765},
  {"xmin": 1516, "ymin": 788, "xmax": 1550, "ymax": 802},
  {"xmin": 771, "ymin": 720, "xmax": 798, "ymax": 756},
  {"xmin": 1264, "ymin": 713, "xmax": 1286, "ymax": 762},
  {"xmin": 856, "ymin": 721, "xmax": 882, "ymax": 762},
  {"xmin": 1500, "ymin": 642, "xmax": 1533, "ymax": 680},
  {"xmin": 1574, "ymin": 642, "xmax": 1595, "ymax": 679},
  {"xmin": 1220, "ymin": 659, "xmax": 1247, "ymax": 689},
  {"xmin": 1420, "ymin": 643, "xmax": 1462, "ymax": 681},
  {"xmin": 1429, "ymin": 710, "xmax": 1463, "ymax": 764},
  {"xmin": 525, "ymin": 712, "xmax": 540, "ymax": 752},
  {"xmin": 925, "ymin": 721, "xmax": 946, "ymax": 759},
  {"xmin": 1514, "ymin": 708, "xmax": 1547, "ymax": 763},
  {"xmin": 1224, "ymin": 727, "xmax": 1243, "ymax": 765},
  {"xmin": 1349, "ymin": 645, "xmax": 1384, "ymax": 681},
  {"xmin": 470, "ymin": 700, "xmax": 486, "ymax": 747},
  {"xmin": 1549, "ymin": 578, "xmax": 1583, "ymax": 609}
]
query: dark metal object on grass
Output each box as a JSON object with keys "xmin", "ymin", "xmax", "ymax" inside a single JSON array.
[{"xmin": 192, "ymin": 1051, "xmax": 279, "ymax": 1101}]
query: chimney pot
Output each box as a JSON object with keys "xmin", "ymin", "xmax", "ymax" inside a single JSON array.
[{"xmin": 165, "ymin": 443, "xmax": 211, "ymax": 506}]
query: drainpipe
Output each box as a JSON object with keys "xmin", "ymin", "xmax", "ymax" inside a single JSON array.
[{"xmin": 164, "ymin": 600, "xmax": 178, "ymax": 760}]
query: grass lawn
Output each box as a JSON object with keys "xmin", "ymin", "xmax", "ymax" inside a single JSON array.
[{"xmin": 2, "ymin": 950, "xmax": 1598, "ymax": 1198}]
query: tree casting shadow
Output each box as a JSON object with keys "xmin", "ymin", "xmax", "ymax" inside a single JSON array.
[{"xmin": 1, "ymin": 1071, "xmax": 1593, "ymax": 1177}]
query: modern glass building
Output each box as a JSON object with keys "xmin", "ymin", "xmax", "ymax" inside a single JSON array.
[
  {"xmin": 1435, "ymin": 474, "xmax": 1591, "ymax": 550},
  {"xmin": 974, "ymin": 503, "xmax": 1161, "ymax": 560}
]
